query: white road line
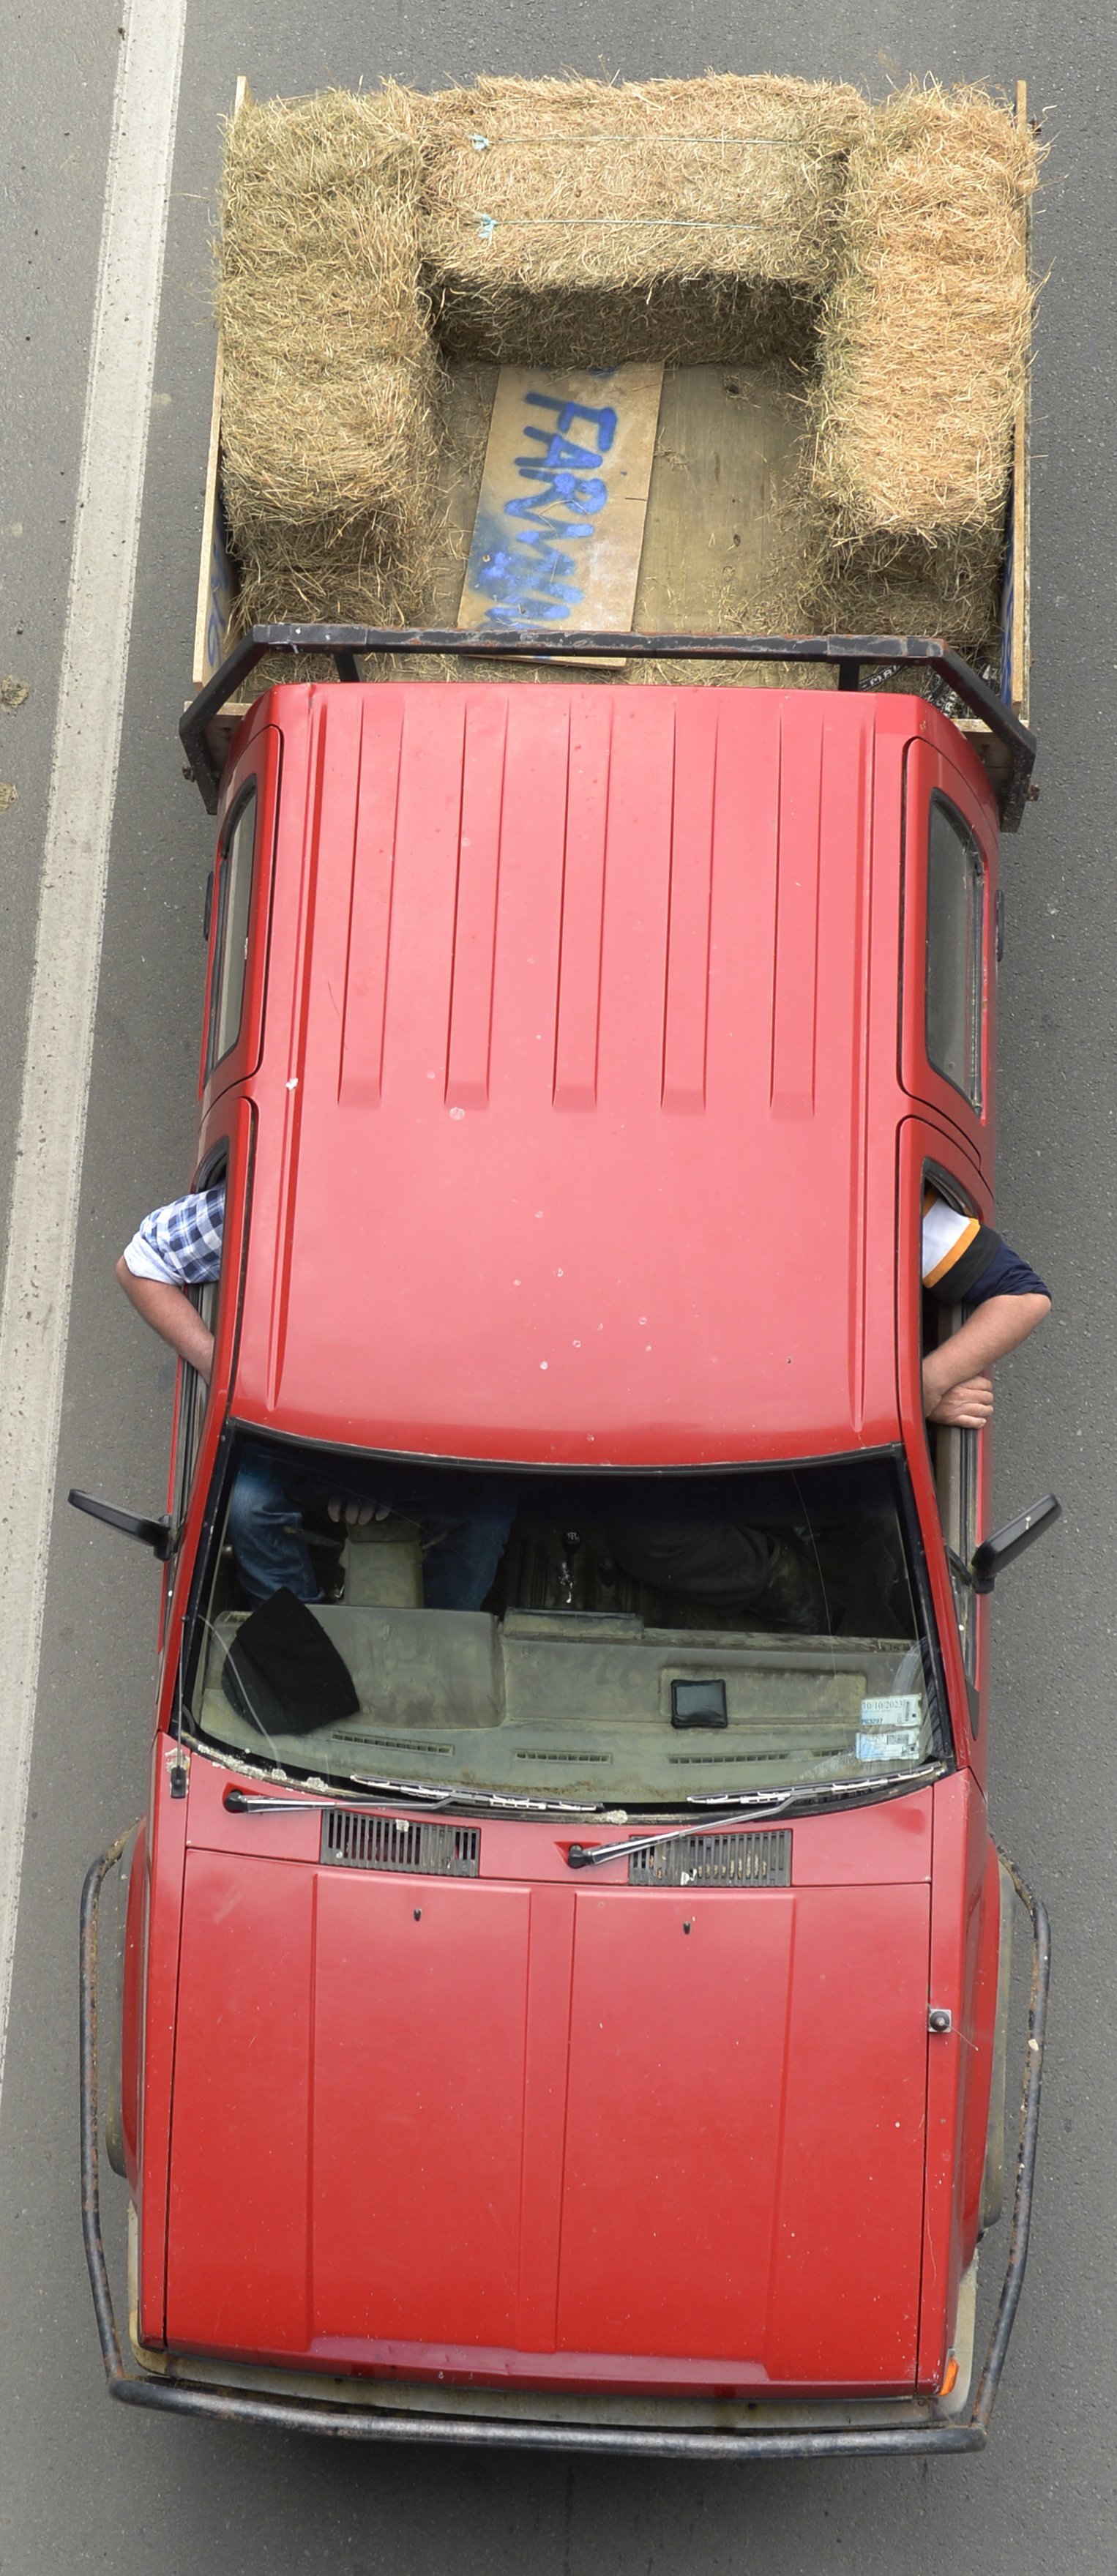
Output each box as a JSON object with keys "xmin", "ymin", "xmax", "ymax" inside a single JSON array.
[{"xmin": 0, "ymin": 0, "xmax": 187, "ymax": 2108}]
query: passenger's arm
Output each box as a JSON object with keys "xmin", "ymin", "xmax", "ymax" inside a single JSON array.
[
  {"xmin": 922, "ymin": 1291, "xmax": 1050, "ymax": 1427},
  {"xmin": 115, "ymin": 1257, "xmax": 215, "ymax": 1382}
]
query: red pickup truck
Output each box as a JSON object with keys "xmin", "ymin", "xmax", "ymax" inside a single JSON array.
[{"xmin": 79, "ymin": 626, "xmax": 1052, "ymax": 2458}]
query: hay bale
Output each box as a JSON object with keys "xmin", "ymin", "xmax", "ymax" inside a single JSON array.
[
  {"xmin": 420, "ymin": 75, "xmax": 868, "ymax": 364},
  {"xmin": 802, "ymin": 524, "xmax": 1005, "ymax": 657},
  {"xmin": 742, "ymin": 441, "xmax": 1007, "ymax": 668},
  {"xmin": 214, "ymin": 73, "xmax": 1036, "ymax": 672},
  {"xmin": 811, "ymin": 83, "xmax": 1039, "ymax": 540},
  {"xmin": 218, "ymin": 87, "xmax": 439, "ymax": 630}
]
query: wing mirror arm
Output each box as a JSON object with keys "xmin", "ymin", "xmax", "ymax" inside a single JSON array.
[
  {"xmin": 68, "ymin": 1489, "xmax": 173, "ymax": 1561},
  {"xmin": 965, "ymin": 1493, "xmax": 1061, "ymax": 1597}
]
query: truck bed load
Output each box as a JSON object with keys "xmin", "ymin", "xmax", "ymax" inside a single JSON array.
[{"xmin": 192, "ymin": 75, "xmax": 1037, "ymax": 805}]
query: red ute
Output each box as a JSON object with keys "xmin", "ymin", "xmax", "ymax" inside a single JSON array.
[{"xmin": 80, "ymin": 646, "xmax": 1051, "ymax": 2458}]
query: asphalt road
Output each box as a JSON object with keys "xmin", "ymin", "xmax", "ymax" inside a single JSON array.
[{"xmin": 1, "ymin": 3, "xmax": 1113, "ymax": 2568}]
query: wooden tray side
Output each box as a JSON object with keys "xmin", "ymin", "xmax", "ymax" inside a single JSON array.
[
  {"xmin": 191, "ymin": 77, "xmax": 251, "ymax": 694},
  {"xmin": 1009, "ymin": 76, "xmax": 1031, "ymax": 727}
]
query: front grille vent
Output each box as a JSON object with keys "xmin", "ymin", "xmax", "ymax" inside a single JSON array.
[
  {"xmin": 320, "ymin": 1810, "xmax": 480, "ymax": 1877},
  {"xmin": 628, "ymin": 1829, "xmax": 791, "ymax": 1889}
]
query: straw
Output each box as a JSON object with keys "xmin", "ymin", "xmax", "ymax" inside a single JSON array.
[
  {"xmin": 218, "ymin": 87, "xmax": 439, "ymax": 632},
  {"xmin": 214, "ymin": 76, "xmax": 1037, "ymax": 673},
  {"xmin": 810, "ymin": 82, "xmax": 1040, "ymax": 539},
  {"xmin": 420, "ymin": 74, "xmax": 869, "ymax": 362}
]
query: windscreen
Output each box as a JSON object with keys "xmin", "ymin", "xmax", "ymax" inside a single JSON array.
[{"xmin": 186, "ymin": 1437, "xmax": 944, "ymax": 1808}]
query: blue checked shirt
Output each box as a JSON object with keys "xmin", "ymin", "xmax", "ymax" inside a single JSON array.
[{"xmin": 122, "ymin": 1187, "xmax": 226, "ymax": 1288}]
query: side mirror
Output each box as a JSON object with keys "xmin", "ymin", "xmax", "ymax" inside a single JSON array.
[
  {"xmin": 969, "ymin": 1493, "xmax": 1061, "ymax": 1596},
  {"xmin": 68, "ymin": 1489, "xmax": 172, "ymax": 1561}
]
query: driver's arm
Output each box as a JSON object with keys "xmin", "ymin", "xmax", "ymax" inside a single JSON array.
[
  {"xmin": 115, "ymin": 1261, "xmax": 216, "ymax": 1380},
  {"xmin": 922, "ymin": 1293, "xmax": 1050, "ymax": 1426},
  {"xmin": 117, "ymin": 1187, "xmax": 225, "ymax": 1384},
  {"xmin": 922, "ymin": 1196, "xmax": 1050, "ymax": 1427}
]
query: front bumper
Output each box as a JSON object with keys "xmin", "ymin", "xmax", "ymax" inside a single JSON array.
[{"xmin": 80, "ymin": 1835, "xmax": 1049, "ymax": 2460}]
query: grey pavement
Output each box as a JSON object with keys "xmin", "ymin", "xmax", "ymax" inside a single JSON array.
[{"xmin": 1, "ymin": 2, "xmax": 1114, "ymax": 2569}]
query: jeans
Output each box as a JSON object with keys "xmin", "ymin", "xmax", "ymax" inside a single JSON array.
[{"xmin": 227, "ymin": 1452, "xmax": 512, "ymax": 1611}]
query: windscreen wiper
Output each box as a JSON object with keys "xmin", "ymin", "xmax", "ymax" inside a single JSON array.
[
  {"xmin": 226, "ymin": 1763, "xmax": 944, "ymax": 1836},
  {"xmin": 566, "ymin": 1762, "xmax": 946, "ymax": 1869},
  {"xmin": 685, "ymin": 1761, "xmax": 945, "ymax": 1811},
  {"xmin": 223, "ymin": 1778, "xmax": 456, "ymax": 1815},
  {"xmin": 567, "ymin": 1794, "xmax": 796, "ymax": 1869},
  {"xmin": 224, "ymin": 1776, "xmax": 601, "ymax": 1818},
  {"xmin": 354, "ymin": 1778, "xmax": 602, "ymax": 1817}
]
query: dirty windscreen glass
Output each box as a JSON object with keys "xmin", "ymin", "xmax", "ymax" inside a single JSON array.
[{"xmin": 187, "ymin": 1440, "xmax": 944, "ymax": 1807}]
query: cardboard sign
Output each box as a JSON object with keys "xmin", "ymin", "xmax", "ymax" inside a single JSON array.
[{"xmin": 457, "ymin": 365, "xmax": 664, "ymax": 635}]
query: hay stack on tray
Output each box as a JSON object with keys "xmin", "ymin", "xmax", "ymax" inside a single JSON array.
[
  {"xmin": 800, "ymin": 82, "xmax": 1039, "ymax": 652},
  {"xmin": 213, "ymin": 74, "xmax": 1034, "ymax": 675},
  {"xmin": 774, "ymin": 509, "xmax": 1007, "ymax": 660},
  {"xmin": 419, "ymin": 74, "xmax": 868, "ymax": 366},
  {"xmin": 219, "ymin": 88, "xmax": 437, "ymax": 632}
]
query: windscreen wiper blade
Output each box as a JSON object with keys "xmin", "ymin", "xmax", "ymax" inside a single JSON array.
[
  {"xmin": 567, "ymin": 1762, "xmax": 946, "ymax": 1869},
  {"xmin": 355, "ymin": 1779, "xmax": 602, "ymax": 1817},
  {"xmin": 685, "ymin": 1761, "xmax": 945, "ymax": 1810}
]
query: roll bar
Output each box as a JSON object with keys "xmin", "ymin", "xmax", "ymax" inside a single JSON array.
[{"xmin": 180, "ymin": 626, "xmax": 1037, "ymax": 829}]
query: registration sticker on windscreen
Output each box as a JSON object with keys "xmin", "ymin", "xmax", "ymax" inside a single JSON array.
[{"xmin": 856, "ymin": 1693, "xmax": 927, "ymax": 1765}]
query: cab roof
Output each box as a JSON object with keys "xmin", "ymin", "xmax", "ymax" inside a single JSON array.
[{"xmin": 228, "ymin": 681, "xmax": 943, "ymax": 1466}]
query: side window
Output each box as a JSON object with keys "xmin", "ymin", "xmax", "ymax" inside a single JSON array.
[
  {"xmin": 171, "ymin": 1284, "xmax": 217, "ymax": 1542},
  {"xmin": 938, "ymin": 1414, "xmax": 979, "ymax": 1687},
  {"xmin": 923, "ymin": 1170, "xmax": 980, "ymax": 1689},
  {"xmin": 171, "ymin": 1161, "xmax": 226, "ymax": 1540},
  {"xmin": 925, "ymin": 796, "xmax": 985, "ymax": 1111},
  {"xmin": 205, "ymin": 785, "xmax": 256, "ymax": 1083}
]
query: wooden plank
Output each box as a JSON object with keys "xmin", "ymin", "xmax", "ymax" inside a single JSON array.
[
  {"xmin": 957, "ymin": 723, "xmax": 1012, "ymax": 813},
  {"xmin": 955, "ymin": 78, "xmax": 1031, "ymax": 780},
  {"xmin": 457, "ymin": 365, "xmax": 663, "ymax": 635},
  {"xmin": 1010, "ymin": 78, "xmax": 1031, "ymax": 724},
  {"xmin": 190, "ymin": 333, "xmax": 233, "ymax": 690},
  {"xmin": 190, "ymin": 75, "xmax": 251, "ymax": 692},
  {"xmin": 633, "ymin": 364, "xmax": 800, "ymax": 640}
]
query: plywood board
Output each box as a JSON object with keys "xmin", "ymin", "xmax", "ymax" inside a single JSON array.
[
  {"xmin": 457, "ymin": 365, "xmax": 663, "ymax": 634},
  {"xmin": 632, "ymin": 365, "xmax": 801, "ymax": 638}
]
